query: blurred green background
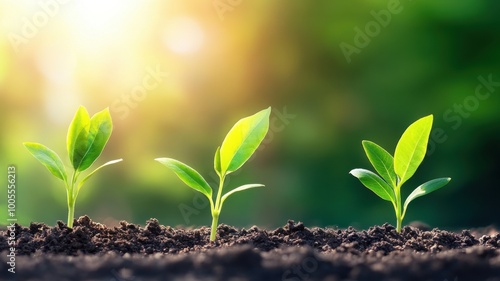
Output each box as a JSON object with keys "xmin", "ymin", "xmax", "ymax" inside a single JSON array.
[{"xmin": 1, "ymin": 0, "xmax": 499, "ymax": 230}]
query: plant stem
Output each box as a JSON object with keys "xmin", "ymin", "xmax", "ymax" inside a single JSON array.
[
  {"xmin": 214, "ymin": 176, "xmax": 225, "ymax": 211},
  {"xmin": 210, "ymin": 175, "xmax": 226, "ymax": 241},
  {"xmin": 396, "ymin": 215, "xmax": 402, "ymax": 233},
  {"xmin": 67, "ymin": 193, "xmax": 75, "ymax": 228},
  {"xmin": 67, "ymin": 171, "xmax": 78, "ymax": 228},
  {"xmin": 210, "ymin": 211, "xmax": 219, "ymax": 241},
  {"xmin": 395, "ymin": 185, "xmax": 402, "ymax": 232}
]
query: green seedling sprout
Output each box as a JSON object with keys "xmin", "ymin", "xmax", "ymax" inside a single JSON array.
[
  {"xmin": 24, "ymin": 106, "xmax": 122, "ymax": 227},
  {"xmin": 350, "ymin": 115, "xmax": 451, "ymax": 232},
  {"xmin": 156, "ymin": 107, "xmax": 271, "ymax": 241}
]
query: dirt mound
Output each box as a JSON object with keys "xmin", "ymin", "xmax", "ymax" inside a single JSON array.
[{"xmin": 1, "ymin": 216, "xmax": 499, "ymax": 280}]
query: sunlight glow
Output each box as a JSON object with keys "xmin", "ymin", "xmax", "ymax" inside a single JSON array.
[
  {"xmin": 68, "ymin": 0, "xmax": 138, "ymax": 36},
  {"xmin": 163, "ymin": 17, "xmax": 205, "ymax": 54},
  {"xmin": 35, "ymin": 45, "xmax": 80, "ymax": 123}
]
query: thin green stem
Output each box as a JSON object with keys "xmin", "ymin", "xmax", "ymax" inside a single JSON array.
[
  {"xmin": 210, "ymin": 211, "xmax": 219, "ymax": 241},
  {"xmin": 210, "ymin": 175, "xmax": 226, "ymax": 241},
  {"xmin": 67, "ymin": 191, "xmax": 75, "ymax": 228},
  {"xmin": 395, "ymin": 185, "xmax": 402, "ymax": 232},
  {"xmin": 66, "ymin": 170, "xmax": 79, "ymax": 228},
  {"xmin": 214, "ymin": 175, "xmax": 225, "ymax": 211}
]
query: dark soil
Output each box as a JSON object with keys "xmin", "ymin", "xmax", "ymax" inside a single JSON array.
[{"xmin": 1, "ymin": 216, "xmax": 499, "ymax": 281}]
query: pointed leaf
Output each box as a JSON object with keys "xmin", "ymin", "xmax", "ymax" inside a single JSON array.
[
  {"xmin": 74, "ymin": 108, "xmax": 113, "ymax": 172},
  {"xmin": 349, "ymin": 168, "xmax": 395, "ymax": 202},
  {"xmin": 24, "ymin": 142, "xmax": 67, "ymax": 182},
  {"xmin": 403, "ymin": 177, "xmax": 451, "ymax": 218},
  {"xmin": 220, "ymin": 184, "xmax": 264, "ymax": 206},
  {"xmin": 155, "ymin": 158, "xmax": 212, "ymax": 198},
  {"xmin": 77, "ymin": 159, "xmax": 123, "ymax": 192},
  {"xmin": 394, "ymin": 115, "xmax": 433, "ymax": 185},
  {"xmin": 67, "ymin": 106, "xmax": 90, "ymax": 169},
  {"xmin": 362, "ymin": 140, "xmax": 397, "ymax": 187},
  {"xmin": 72, "ymin": 122, "xmax": 91, "ymax": 169},
  {"xmin": 214, "ymin": 146, "xmax": 222, "ymax": 177},
  {"xmin": 220, "ymin": 107, "xmax": 271, "ymax": 175}
]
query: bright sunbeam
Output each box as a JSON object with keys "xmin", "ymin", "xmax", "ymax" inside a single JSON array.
[
  {"xmin": 63, "ymin": 0, "xmax": 142, "ymax": 49},
  {"xmin": 2, "ymin": 0, "xmax": 146, "ymax": 56},
  {"xmin": 163, "ymin": 16, "xmax": 205, "ymax": 54},
  {"xmin": 34, "ymin": 44, "xmax": 80, "ymax": 123}
]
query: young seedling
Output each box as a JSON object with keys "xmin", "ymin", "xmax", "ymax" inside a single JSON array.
[
  {"xmin": 156, "ymin": 107, "xmax": 271, "ymax": 241},
  {"xmin": 24, "ymin": 106, "xmax": 122, "ymax": 227},
  {"xmin": 350, "ymin": 115, "xmax": 451, "ymax": 232}
]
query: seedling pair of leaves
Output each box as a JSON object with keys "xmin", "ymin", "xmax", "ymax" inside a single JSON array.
[
  {"xmin": 24, "ymin": 106, "xmax": 122, "ymax": 228},
  {"xmin": 350, "ymin": 115, "xmax": 450, "ymax": 232},
  {"xmin": 156, "ymin": 107, "xmax": 271, "ymax": 241}
]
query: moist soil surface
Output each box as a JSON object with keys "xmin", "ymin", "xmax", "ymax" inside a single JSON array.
[{"xmin": 1, "ymin": 216, "xmax": 500, "ymax": 281}]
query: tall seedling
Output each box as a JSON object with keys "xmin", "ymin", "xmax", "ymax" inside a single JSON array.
[
  {"xmin": 24, "ymin": 106, "xmax": 122, "ymax": 227},
  {"xmin": 156, "ymin": 107, "xmax": 271, "ymax": 241},
  {"xmin": 350, "ymin": 115, "xmax": 451, "ymax": 232}
]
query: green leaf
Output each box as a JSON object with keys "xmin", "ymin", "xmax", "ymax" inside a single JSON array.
[
  {"xmin": 362, "ymin": 140, "xmax": 397, "ymax": 187},
  {"xmin": 220, "ymin": 184, "xmax": 264, "ymax": 206},
  {"xmin": 67, "ymin": 106, "xmax": 90, "ymax": 169},
  {"xmin": 155, "ymin": 158, "xmax": 213, "ymax": 199},
  {"xmin": 220, "ymin": 107, "xmax": 271, "ymax": 175},
  {"xmin": 74, "ymin": 108, "xmax": 113, "ymax": 172},
  {"xmin": 24, "ymin": 142, "xmax": 67, "ymax": 182},
  {"xmin": 214, "ymin": 146, "xmax": 222, "ymax": 177},
  {"xmin": 402, "ymin": 177, "xmax": 451, "ymax": 218},
  {"xmin": 394, "ymin": 115, "xmax": 433, "ymax": 185},
  {"xmin": 349, "ymin": 168, "xmax": 395, "ymax": 202},
  {"xmin": 77, "ymin": 159, "xmax": 123, "ymax": 192}
]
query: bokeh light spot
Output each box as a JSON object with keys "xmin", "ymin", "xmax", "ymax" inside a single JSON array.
[{"xmin": 163, "ymin": 16, "xmax": 205, "ymax": 54}]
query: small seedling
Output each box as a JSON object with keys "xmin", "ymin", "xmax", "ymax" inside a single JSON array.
[
  {"xmin": 156, "ymin": 107, "xmax": 271, "ymax": 241},
  {"xmin": 24, "ymin": 106, "xmax": 122, "ymax": 227},
  {"xmin": 350, "ymin": 115, "xmax": 451, "ymax": 232}
]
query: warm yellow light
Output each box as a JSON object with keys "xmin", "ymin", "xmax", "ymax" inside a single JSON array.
[
  {"xmin": 163, "ymin": 16, "xmax": 205, "ymax": 55},
  {"xmin": 62, "ymin": 0, "xmax": 143, "ymax": 50}
]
